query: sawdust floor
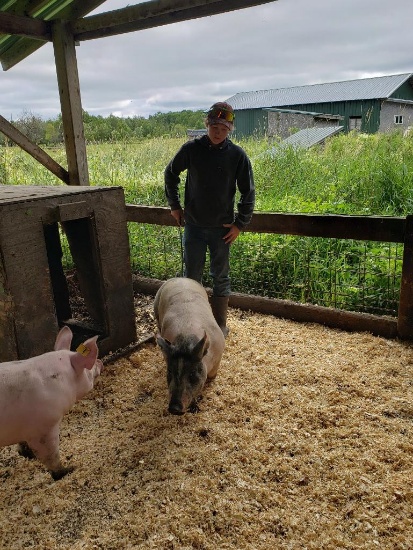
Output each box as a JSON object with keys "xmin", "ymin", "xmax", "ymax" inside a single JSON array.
[{"xmin": 1, "ymin": 308, "xmax": 413, "ymax": 549}]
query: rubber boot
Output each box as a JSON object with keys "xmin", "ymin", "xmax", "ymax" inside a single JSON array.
[{"xmin": 210, "ymin": 296, "xmax": 229, "ymax": 338}]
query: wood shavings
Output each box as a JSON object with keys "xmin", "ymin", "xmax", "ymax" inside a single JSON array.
[{"xmin": 1, "ymin": 307, "xmax": 413, "ymax": 548}]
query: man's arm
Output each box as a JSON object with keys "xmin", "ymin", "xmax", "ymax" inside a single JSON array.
[
  {"xmin": 164, "ymin": 145, "xmax": 189, "ymax": 210},
  {"xmin": 235, "ymin": 154, "xmax": 255, "ymax": 230}
]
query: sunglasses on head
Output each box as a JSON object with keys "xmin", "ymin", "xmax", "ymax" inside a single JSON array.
[{"xmin": 207, "ymin": 107, "xmax": 235, "ymax": 122}]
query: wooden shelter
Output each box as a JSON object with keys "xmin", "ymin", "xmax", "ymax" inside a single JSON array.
[
  {"xmin": 0, "ymin": 0, "xmax": 277, "ymax": 186},
  {"xmin": 0, "ymin": 1, "xmax": 277, "ymax": 359},
  {"xmin": 4, "ymin": 1, "xmax": 413, "ymax": 350},
  {"xmin": 0, "ymin": 184, "xmax": 135, "ymax": 360}
]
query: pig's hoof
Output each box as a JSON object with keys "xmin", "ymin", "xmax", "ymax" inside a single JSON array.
[
  {"xmin": 50, "ymin": 465, "xmax": 75, "ymax": 481},
  {"xmin": 17, "ymin": 442, "xmax": 36, "ymax": 460},
  {"xmin": 188, "ymin": 398, "xmax": 202, "ymax": 414}
]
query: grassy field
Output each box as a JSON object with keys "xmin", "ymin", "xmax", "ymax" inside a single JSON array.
[
  {"xmin": 3, "ymin": 132, "xmax": 413, "ymax": 215},
  {"xmin": 1, "ymin": 131, "xmax": 412, "ymax": 314}
]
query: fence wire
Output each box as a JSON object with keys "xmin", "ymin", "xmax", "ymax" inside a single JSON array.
[{"xmin": 125, "ymin": 224, "xmax": 403, "ymax": 318}]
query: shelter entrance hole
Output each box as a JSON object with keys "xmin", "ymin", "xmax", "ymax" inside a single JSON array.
[{"xmin": 44, "ymin": 218, "xmax": 107, "ymax": 349}]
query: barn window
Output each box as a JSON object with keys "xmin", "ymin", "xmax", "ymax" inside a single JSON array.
[
  {"xmin": 394, "ymin": 115, "xmax": 404, "ymax": 124},
  {"xmin": 349, "ymin": 116, "xmax": 362, "ymax": 131}
]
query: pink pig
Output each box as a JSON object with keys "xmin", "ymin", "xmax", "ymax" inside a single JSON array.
[{"xmin": 0, "ymin": 325, "xmax": 103, "ymax": 480}]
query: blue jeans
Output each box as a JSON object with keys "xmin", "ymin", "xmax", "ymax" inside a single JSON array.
[{"xmin": 183, "ymin": 224, "xmax": 231, "ymax": 296}]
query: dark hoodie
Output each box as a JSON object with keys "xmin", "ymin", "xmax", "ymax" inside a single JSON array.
[{"xmin": 164, "ymin": 135, "xmax": 255, "ymax": 230}]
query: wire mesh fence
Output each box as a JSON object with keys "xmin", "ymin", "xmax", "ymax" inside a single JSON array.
[
  {"xmin": 124, "ymin": 224, "xmax": 402, "ymax": 318},
  {"xmin": 232, "ymin": 233, "xmax": 402, "ymax": 316}
]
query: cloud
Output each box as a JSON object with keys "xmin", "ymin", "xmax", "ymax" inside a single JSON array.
[{"xmin": 1, "ymin": 0, "xmax": 412, "ymax": 120}]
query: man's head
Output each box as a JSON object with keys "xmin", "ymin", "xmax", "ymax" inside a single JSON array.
[
  {"xmin": 205, "ymin": 102, "xmax": 235, "ymax": 145},
  {"xmin": 205, "ymin": 102, "xmax": 235, "ymax": 131}
]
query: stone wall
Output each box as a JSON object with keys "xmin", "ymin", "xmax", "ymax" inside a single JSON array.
[
  {"xmin": 267, "ymin": 111, "xmax": 339, "ymax": 139},
  {"xmin": 379, "ymin": 101, "xmax": 413, "ymax": 133}
]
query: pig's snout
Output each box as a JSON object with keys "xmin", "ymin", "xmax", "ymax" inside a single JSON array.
[{"xmin": 168, "ymin": 400, "xmax": 185, "ymax": 415}]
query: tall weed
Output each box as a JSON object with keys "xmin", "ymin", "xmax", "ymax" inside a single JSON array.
[
  {"xmin": 250, "ymin": 131, "xmax": 413, "ymax": 215},
  {"xmin": 1, "ymin": 131, "xmax": 410, "ymax": 315}
]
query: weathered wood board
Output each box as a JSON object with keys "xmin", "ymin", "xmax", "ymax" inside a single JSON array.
[{"xmin": 0, "ymin": 185, "xmax": 136, "ymax": 360}]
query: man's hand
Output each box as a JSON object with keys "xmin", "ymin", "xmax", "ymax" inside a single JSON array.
[
  {"xmin": 223, "ymin": 224, "xmax": 241, "ymax": 244},
  {"xmin": 171, "ymin": 208, "xmax": 184, "ymax": 226}
]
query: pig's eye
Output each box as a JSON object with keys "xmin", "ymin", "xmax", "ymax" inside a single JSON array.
[{"xmin": 189, "ymin": 372, "xmax": 199, "ymax": 384}]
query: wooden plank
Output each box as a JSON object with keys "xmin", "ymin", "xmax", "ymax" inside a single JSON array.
[
  {"xmin": 63, "ymin": 217, "xmax": 107, "ymax": 327},
  {"xmin": 126, "ymin": 204, "xmax": 175, "ymax": 226},
  {"xmin": 52, "ymin": 21, "xmax": 89, "ymax": 186},
  {"xmin": 0, "ymin": 184, "xmax": 116, "ymax": 204},
  {"xmin": 0, "ymin": 40, "xmax": 43, "ymax": 72},
  {"xmin": 72, "ymin": 0, "xmax": 279, "ymax": 41},
  {"xmin": 397, "ymin": 214, "xmax": 413, "ymax": 339},
  {"xmin": 0, "ymin": 210, "xmax": 58, "ymax": 359},
  {"xmin": 0, "ymin": 255, "xmax": 16, "ymax": 362},
  {"xmin": 61, "ymin": 0, "xmax": 109, "ymax": 20},
  {"xmin": 93, "ymin": 189, "xmax": 136, "ymax": 354},
  {"xmin": 0, "ymin": 12, "xmax": 51, "ymax": 40},
  {"xmin": 0, "ymin": 116, "xmax": 70, "ymax": 184},
  {"xmin": 58, "ymin": 201, "xmax": 92, "ymax": 221},
  {"xmin": 228, "ymin": 293, "xmax": 398, "ymax": 339},
  {"xmin": 125, "ymin": 205, "xmax": 406, "ymax": 243},
  {"xmin": 247, "ymin": 212, "xmax": 406, "ymax": 242}
]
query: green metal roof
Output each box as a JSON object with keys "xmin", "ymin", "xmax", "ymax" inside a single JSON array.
[
  {"xmin": 227, "ymin": 73, "xmax": 413, "ymax": 110},
  {"xmin": 0, "ymin": 0, "xmax": 106, "ymax": 70}
]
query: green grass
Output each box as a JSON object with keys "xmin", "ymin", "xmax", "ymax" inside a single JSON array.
[
  {"xmin": 3, "ymin": 132, "xmax": 413, "ymax": 215},
  {"xmin": 1, "ymin": 131, "xmax": 411, "ymax": 315},
  {"xmin": 248, "ymin": 131, "xmax": 413, "ymax": 215}
]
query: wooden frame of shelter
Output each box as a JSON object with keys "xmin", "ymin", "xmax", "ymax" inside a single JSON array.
[
  {"xmin": 0, "ymin": 1, "xmax": 279, "ymax": 360},
  {"xmin": 2, "ymin": 1, "xmax": 413, "ymax": 344},
  {"xmin": 0, "ymin": 0, "xmax": 277, "ymax": 183}
]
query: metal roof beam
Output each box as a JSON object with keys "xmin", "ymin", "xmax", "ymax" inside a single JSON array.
[
  {"xmin": 0, "ymin": 11, "xmax": 51, "ymax": 41},
  {"xmin": 71, "ymin": 0, "xmax": 278, "ymax": 41}
]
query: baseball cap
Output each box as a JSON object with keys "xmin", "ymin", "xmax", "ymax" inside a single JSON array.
[{"xmin": 206, "ymin": 102, "xmax": 235, "ymax": 130}]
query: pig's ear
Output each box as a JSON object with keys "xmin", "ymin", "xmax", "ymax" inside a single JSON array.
[
  {"xmin": 193, "ymin": 332, "xmax": 209, "ymax": 359},
  {"xmin": 71, "ymin": 335, "xmax": 99, "ymax": 371},
  {"xmin": 54, "ymin": 326, "xmax": 73, "ymax": 351},
  {"xmin": 156, "ymin": 334, "xmax": 171, "ymax": 355}
]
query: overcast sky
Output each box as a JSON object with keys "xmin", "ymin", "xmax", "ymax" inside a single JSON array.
[{"xmin": 2, "ymin": 0, "xmax": 413, "ymax": 120}]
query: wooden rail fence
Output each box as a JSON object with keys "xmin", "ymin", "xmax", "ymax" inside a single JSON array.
[{"xmin": 126, "ymin": 205, "xmax": 413, "ymax": 341}]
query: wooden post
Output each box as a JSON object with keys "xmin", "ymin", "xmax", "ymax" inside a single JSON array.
[
  {"xmin": 52, "ymin": 20, "xmax": 89, "ymax": 186},
  {"xmin": 397, "ymin": 214, "xmax": 413, "ymax": 339},
  {"xmin": 0, "ymin": 115, "xmax": 70, "ymax": 184}
]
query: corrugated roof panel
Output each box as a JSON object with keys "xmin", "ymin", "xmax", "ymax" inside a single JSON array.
[
  {"xmin": 227, "ymin": 74, "xmax": 413, "ymax": 110},
  {"xmin": 0, "ymin": 0, "xmax": 107, "ymax": 70},
  {"xmin": 269, "ymin": 126, "xmax": 344, "ymax": 154}
]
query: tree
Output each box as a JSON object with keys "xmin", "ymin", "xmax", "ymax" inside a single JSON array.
[
  {"xmin": 1, "ymin": 109, "xmax": 206, "ymax": 146},
  {"xmin": 14, "ymin": 110, "xmax": 47, "ymax": 144}
]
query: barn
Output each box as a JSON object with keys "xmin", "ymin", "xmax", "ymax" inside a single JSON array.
[{"xmin": 227, "ymin": 72, "xmax": 413, "ymax": 138}]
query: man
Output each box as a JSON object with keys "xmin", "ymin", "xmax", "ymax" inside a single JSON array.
[{"xmin": 164, "ymin": 102, "xmax": 255, "ymax": 336}]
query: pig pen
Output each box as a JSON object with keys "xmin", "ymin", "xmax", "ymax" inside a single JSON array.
[{"xmin": 1, "ymin": 301, "xmax": 413, "ymax": 549}]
